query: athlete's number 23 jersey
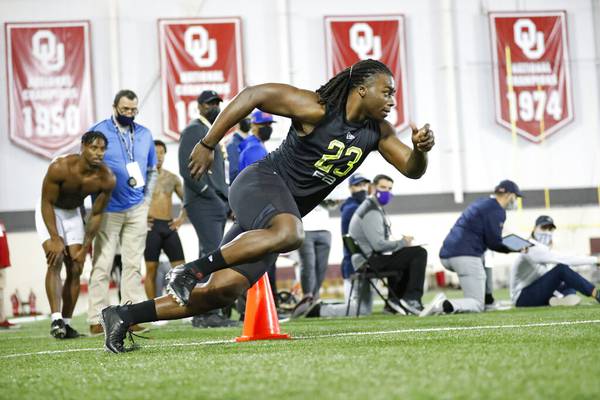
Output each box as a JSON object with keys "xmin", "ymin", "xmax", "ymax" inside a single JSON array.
[{"xmin": 262, "ymin": 107, "xmax": 381, "ymax": 216}]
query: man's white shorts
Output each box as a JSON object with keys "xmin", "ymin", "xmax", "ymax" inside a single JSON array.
[{"xmin": 35, "ymin": 200, "xmax": 84, "ymax": 246}]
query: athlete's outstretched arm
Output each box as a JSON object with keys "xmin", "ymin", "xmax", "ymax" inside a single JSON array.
[
  {"xmin": 188, "ymin": 84, "xmax": 324, "ymax": 179},
  {"xmin": 73, "ymin": 171, "xmax": 115, "ymax": 264},
  {"xmin": 378, "ymin": 121, "xmax": 435, "ymax": 179}
]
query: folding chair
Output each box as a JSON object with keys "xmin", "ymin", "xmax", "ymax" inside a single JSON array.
[{"xmin": 342, "ymin": 235, "xmax": 402, "ymax": 317}]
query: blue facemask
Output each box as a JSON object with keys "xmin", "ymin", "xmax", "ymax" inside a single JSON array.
[
  {"xmin": 376, "ymin": 190, "xmax": 392, "ymax": 206},
  {"xmin": 351, "ymin": 190, "xmax": 367, "ymax": 202},
  {"xmin": 116, "ymin": 113, "xmax": 135, "ymax": 126}
]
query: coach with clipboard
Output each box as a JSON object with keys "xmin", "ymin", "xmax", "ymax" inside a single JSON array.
[{"xmin": 420, "ymin": 180, "xmax": 522, "ymax": 316}]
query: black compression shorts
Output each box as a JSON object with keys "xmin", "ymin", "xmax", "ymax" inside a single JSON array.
[
  {"xmin": 225, "ymin": 162, "xmax": 301, "ymax": 285},
  {"xmin": 228, "ymin": 162, "xmax": 301, "ymax": 231},
  {"xmin": 144, "ymin": 219, "xmax": 185, "ymax": 262}
]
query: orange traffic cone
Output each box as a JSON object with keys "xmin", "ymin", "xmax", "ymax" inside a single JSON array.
[{"xmin": 236, "ymin": 273, "xmax": 291, "ymax": 342}]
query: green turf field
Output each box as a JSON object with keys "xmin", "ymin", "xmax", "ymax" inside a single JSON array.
[{"xmin": 1, "ymin": 290, "xmax": 600, "ymax": 400}]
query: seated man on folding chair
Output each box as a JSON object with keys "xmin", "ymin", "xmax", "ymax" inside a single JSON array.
[
  {"xmin": 348, "ymin": 174, "xmax": 427, "ymax": 315},
  {"xmin": 290, "ymin": 233, "xmax": 378, "ymax": 318}
]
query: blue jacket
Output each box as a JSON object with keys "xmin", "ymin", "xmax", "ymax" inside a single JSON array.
[
  {"xmin": 239, "ymin": 135, "xmax": 268, "ymax": 172},
  {"xmin": 226, "ymin": 132, "xmax": 245, "ymax": 183},
  {"xmin": 440, "ymin": 197, "xmax": 511, "ymax": 259},
  {"xmin": 340, "ymin": 195, "xmax": 364, "ymax": 279}
]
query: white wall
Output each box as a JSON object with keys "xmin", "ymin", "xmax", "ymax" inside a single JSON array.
[{"xmin": 1, "ymin": 0, "xmax": 599, "ymax": 212}]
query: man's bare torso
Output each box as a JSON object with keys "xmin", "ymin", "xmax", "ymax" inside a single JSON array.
[
  {"xmin": 149, "ymin": 168, "xmax": 180, "ymax": 220},
  {"xmin": 53, "ymin": 155, "xmax": 112, "ymax": 210}
]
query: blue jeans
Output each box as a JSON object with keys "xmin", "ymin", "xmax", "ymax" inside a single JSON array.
[{"xmin": 516, "ymin": 264, "xmax": 594, "ymax": 307}]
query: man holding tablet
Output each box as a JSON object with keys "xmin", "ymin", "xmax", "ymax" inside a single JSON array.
[{"xmin": 421, "ymin": 180, "xmax": 521, "ymax": 316}]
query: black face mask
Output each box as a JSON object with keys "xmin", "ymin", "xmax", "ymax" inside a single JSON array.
[
  {"xmin": 116, "ymin": 113, "xmax": 135, "ymax": 126},
  {"xmin": 352, "ymin": 190, "xmax": 367, "ymax": 202},
  {"xmin": 206, "ymin": 107, "xmax": 220, "ymax": 124},
  {"xmin": 257, "ymin": 125, "xmax": 273, "ymax": 141},
  {"xmin": 239, "ymin": 118, "xmax": 251, "ymax": 133}
]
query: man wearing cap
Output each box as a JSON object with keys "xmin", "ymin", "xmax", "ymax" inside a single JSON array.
[
  {"xmin": 510, "ymin": 215, "xmax": 600, "ymax": 308},
  {"xmin": 237, "ymin": 110, "xmax": 278, "ymax": 312},
  {"xmin": 177, "ymin": 90, "xmax": 236, "ymax": 328},
  {"xmin": 238, "ymin": 110, "xmax": 275, "ymax": 171},
  {"xmin": 421, "ymin": 180, "xmax": 522, "ymax": 316},
  {"xmin": 340, "ymin": 174, "xmax": 371, "ymax": 289}
]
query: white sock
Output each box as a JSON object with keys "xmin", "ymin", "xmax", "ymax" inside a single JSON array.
[
  {"xmin": 63, "ymin": 318, "xmax": 71, "ymax": 326},
  {"xmin": 51, "ymin": 312, "xmax": 62, "ymax": 321}
]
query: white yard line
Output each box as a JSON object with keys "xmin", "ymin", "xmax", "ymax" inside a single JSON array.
[{"xmin": 1, "ymin": 319, "xmax": 599, "ymax": 359}]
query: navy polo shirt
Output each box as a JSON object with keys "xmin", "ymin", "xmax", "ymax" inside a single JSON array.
[{"xmin": 440, "ymin": 197, "xmax": 509, "ymax": 259}]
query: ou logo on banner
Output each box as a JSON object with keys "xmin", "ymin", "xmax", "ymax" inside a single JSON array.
[
  {"xmin": 349, "ymin": 23, "xmax": 382, "ymax": 60},
  {"xmin": 514, "ymin": 19, "xmax": 545, "ymax": 59},
  {"xmin": 184, "ymin": 26, "xmax": 217, "ymax": 67},
  {"xmin": 31, "ymin": 30, "xmax": 65, "ymax": 71}
]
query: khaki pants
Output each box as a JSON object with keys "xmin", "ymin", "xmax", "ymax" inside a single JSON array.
[
  {"xmin": 88, "ymin": 203, "xmax": 148, "ymax": 324},
  {"xmin": 0, "ymin": 268, "xmax": 6, "ymax": 321}
]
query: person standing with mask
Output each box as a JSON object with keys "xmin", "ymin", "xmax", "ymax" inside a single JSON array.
[
  {"xmin": 421, "ymin": 180, "xmax": 521, "ymax": 316},
  {"xmin": 87, "ymin": 90, "xmax": 157, "ymax": 335},
  {"xmin": 238, "ymin": 110, "xmax": 275, "ymax": 171},
  {"xmin": 226, "ymin": 117, "xmax": 251, "ymax": 184},
  {"xmin": 340, "ymin": 174, "xmax": 371, "ymax": 295},
  {"xmin": 178, "ymin": 90, "xmax": 235, "ymax": 328},
  {"xmin": 510, "ymin": 215, "xmax": 600, "ymax": 307}
]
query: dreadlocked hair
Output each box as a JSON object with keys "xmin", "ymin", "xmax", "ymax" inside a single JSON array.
[{"xmin": 316, "ymin": 59, "xmax": 392, "ymax": 111}]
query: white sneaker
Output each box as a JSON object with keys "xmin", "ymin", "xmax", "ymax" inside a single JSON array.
[
  {"xmin": 485, "ymin": 300, "xmax": 513, "ymax": 311},
  {"xmin": 386, "ymin": 299, "xmax": 408, "ymax": 315},
  {"xmin": 549, "ymin": 294, "xmax": 581, "ymax": 307},
  {"xmin": 419, "ymin": 293, "xmax": 448, "ymax": 317}
]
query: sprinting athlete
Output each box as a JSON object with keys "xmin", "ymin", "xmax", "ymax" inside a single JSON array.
[{"xmin": 101, "ymin": 59, "xmax": 435, "ymax": 353}]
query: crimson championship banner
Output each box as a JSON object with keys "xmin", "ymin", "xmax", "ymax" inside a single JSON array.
[
  {"xmin": 158, "ymin": 18, "xmax": 243, "ymax": 140},
  {"xmin": 324, "ymin": 15, "xmax": 409, "ymax": 130},
  {"xmin": 490, "ymin": 12, "xmax": 572, "ymax": 142},
  {"xmin": 5, "ymin": 21, "xmax": 95, "ymax": 158}
]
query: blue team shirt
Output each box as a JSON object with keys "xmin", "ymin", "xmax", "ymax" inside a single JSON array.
[
  {"xmin": 439, "ymin": 197, "xmax": 508, "ymax": 259},
  {"xmin": 226, "ymin": 132, "xmax": 245, "ymax": 183},
  {"xmin": 89, "ymin": 117, "xmax": 157, "ymax": 212},
  {"xmin": 238, "ymin": 135, "xmax": 268, "ymax": 172},
  {"xmin": 340, "ymin": 196, "xmax": 363, "ymax": 279}
]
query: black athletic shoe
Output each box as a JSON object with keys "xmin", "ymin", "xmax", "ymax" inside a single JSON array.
[
  {"xmin": 64, "ymin": 324, "xmax": 83, "ymax": 339},
  {"xmin": 290, "ymin": 295, "xmax": 314, "ymax": 319},
  {"xmin": 305, "ymin": 299, "xmax": 322, "ymax": 318},
  {"xmin": 165, "ymin": 265, "xmax": 200, "ymax": 306},
  {"xmin": 100, "ymin": 306, "xmax": 129, "ymax": 354},
  {"xmin": 50, "ymin": 319, "xmax": 66, "ymax": 339}
]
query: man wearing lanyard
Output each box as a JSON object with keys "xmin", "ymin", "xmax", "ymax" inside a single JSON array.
[
  {"xmin": 87, "ymin": 89, "xmax": 158, "ymax": 335},
  {"xmin": 178, "ymin": 90, "xmax": 236, "ymax": 328}
]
